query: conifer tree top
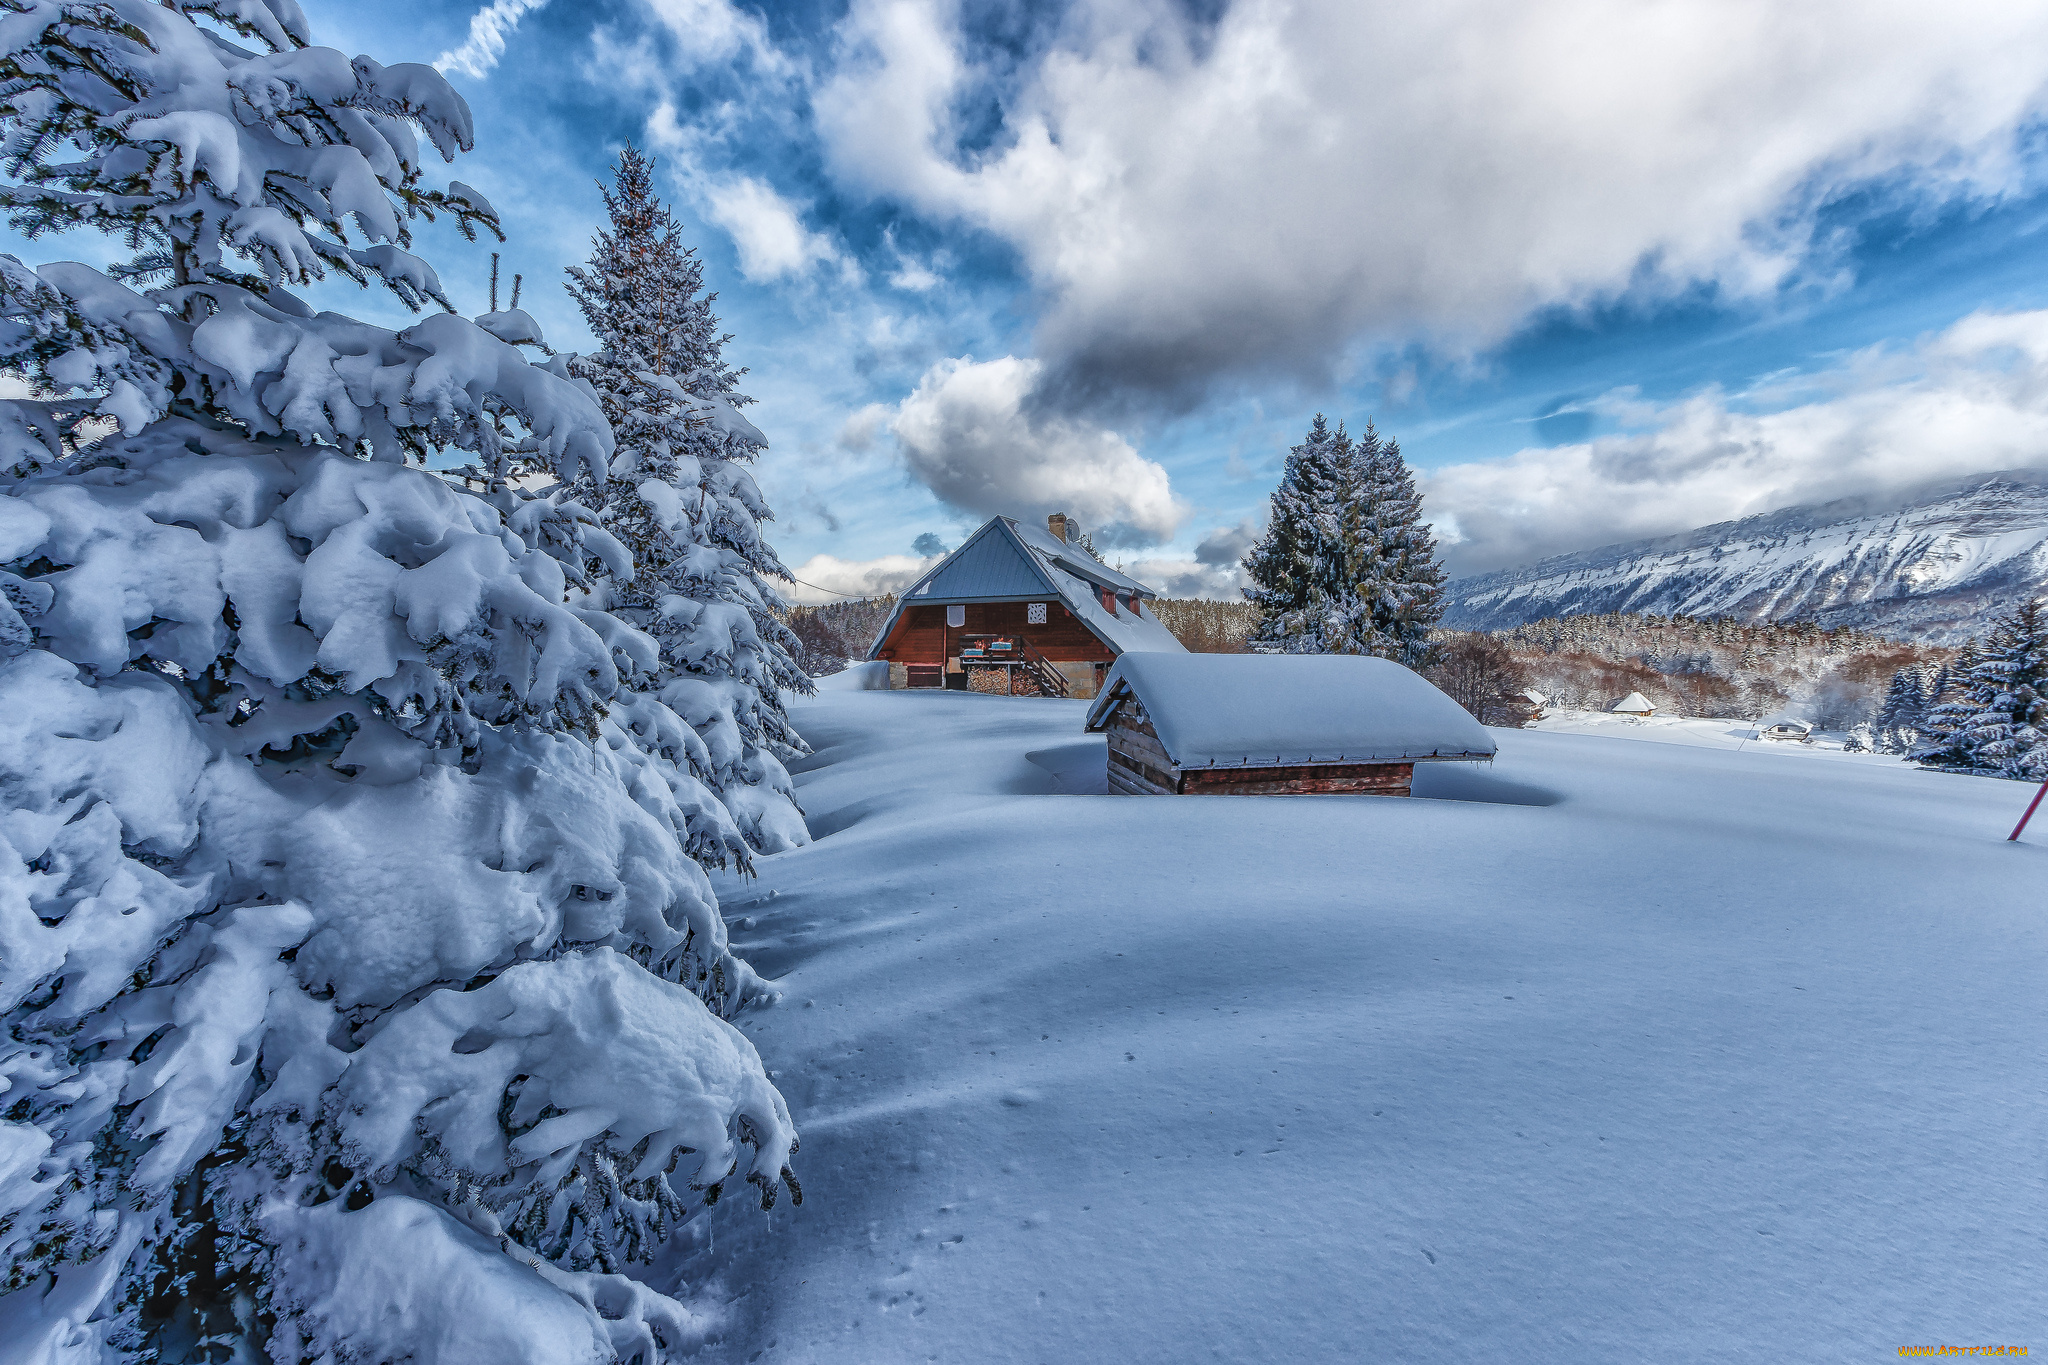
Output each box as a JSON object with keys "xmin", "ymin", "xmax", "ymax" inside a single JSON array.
[{"xmin": 1, "ymin": 0, "xmax": 497, "ymax": 303}]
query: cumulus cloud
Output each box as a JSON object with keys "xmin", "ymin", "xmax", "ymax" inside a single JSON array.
[
  {"xmin": 1425, "ymin": 307, "xmax": 2048, "ymax": 576},
  {"xmin": 887, "ymin": 355, "xmax": 1185, "ymax": 543},
  {"xmin": 784, "ymin": 551, "xmax": 939, "ymax": 605},
  {"xmin": 435, "ymin": 0, "xmax": 548, "ymax": 78},
  {"xmin": 637, "ymin": 0, "xmax": 787, "ymax": 74},
  {"xmin": 911, "ymin": 531, "xmax": 949, "ymax": 556},
  {"xmin": 816, "ymin": 0, "xmax": 2048, "ymax": 405},
  {"xmin": 1194, "ymin": 518, "xmax": 1260, "ymax": 567},
  {"xmin": 835, "ymin": 403, "xmax": 891, "ymax": 453},
  {"xmin": 1119, "ymin": 555, "xmax": 1246, "ymax": 601},
  {"xmin": 700, "ymin": 175, "xmax": 844, "ymax": 282}
]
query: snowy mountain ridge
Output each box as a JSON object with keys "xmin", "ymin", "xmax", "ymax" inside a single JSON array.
[{"xmin": 1440, "ymin": 469, "xmax": 2048, "ymax": 641}]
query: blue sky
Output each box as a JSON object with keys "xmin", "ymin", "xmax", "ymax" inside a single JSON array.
[{"xmin": 19, "ymin": 0, "xmax": 2048, "ymax": 598}]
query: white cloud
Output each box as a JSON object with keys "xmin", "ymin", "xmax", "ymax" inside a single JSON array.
[
  {"xmin": 700, "ymin": 175, "xmax": 844, "ymax": 282},
  {"xmin": 887, "ymin": 355, "xmax": 1185, "ymax": 543},
  {"xmin": 1118, "ymin": 555, "xmax": 1246, "ymax": 601},
  {"xmin": 816, "ymin": 0, "xmax": 2048, "ymax": 398},
  {"xmin": 637, "ymin": 0, "xmax": 787, "ymax": 73},
  {"xmin": 835, "ymin": 403, "xmax": 892, "ymax": 453},
  {"xmin": 1425, "ymin": 307, "xmax": 2048, "ymax": 575},
  {"xmin": 888, "ymin": 259, "xmax": 941, "ymax": 293},
  {"xmin": 785, "ymin": 551, "xmax": 938, "ymax": 605},
  {"xmin": 435, "ymin": 0, "xmax": 548, "ymax": 79}
]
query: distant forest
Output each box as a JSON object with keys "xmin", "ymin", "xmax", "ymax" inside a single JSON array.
[
  {"xmin": 781, "ymin": 596, "xmax": 1945, "ymax": 732},
  {"xmin": 1479, "ymin": 612, "xmax": 1947, "ymax": 726}
]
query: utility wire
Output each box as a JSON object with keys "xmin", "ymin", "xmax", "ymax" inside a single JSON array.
[{"xmin": 778, "ymin": 574, "xmax": 892, "ymax": 602}]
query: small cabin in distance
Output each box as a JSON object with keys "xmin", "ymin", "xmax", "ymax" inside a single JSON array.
[
  {"xmin": 1084, "ymin": 654, "xmax": 1497, "ymax": 796},
  {"xmin": 1610, "ymin": 691, "xmax": 1655, "ymax": 718},
  {"xmin": 866, "ymin": 513, "xmax": 1185, "ymax": 698},
  {"xmin": 1757, "ymin": 714, "xmax": 1814, "ymax": 742}
]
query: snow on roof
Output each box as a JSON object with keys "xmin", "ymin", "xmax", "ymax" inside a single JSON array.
[
  {"xmin": 868, "ymin": 516, "xmax": 1186, "ymax": 658},
  {"xmin": 1611, "ymin": 692, "xmax": 1655, "ymax": 713},
  {"xmin": 1008, "ymin": 518, "xmax": 1152, "ymax": 595},
  {"xmin": 1522, "ymin": 688, "xmax": 1548, "ymax": 705},
  {"xmin": 1758, "ymin": 712, "xmax": 1814, "ymax": 731},
  {"xmin": 1085, "ymin": 653, "xmax": 1496, "ymax": 769}
]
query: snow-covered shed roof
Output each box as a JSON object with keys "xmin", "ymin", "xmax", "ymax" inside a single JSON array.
[
  {"xmin": 867, "ymin": 516, "xmax": 1186, "ymax": 657},
  {"xmin": 1085, "ymin": 653, "xmax": 1497, "ymax": 769},
  {"xmin": 1610, "ymin": 692, "xmax": 1655, "ymax": 714},
  {"xmin": 1757, "ymin": 712, "xmax": 1814, "ymax": 732}
]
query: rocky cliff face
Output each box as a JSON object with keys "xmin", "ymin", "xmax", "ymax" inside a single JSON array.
[{"xmin": 1440, "ymin": 470, "xmax": 2048, "ymax": 642}]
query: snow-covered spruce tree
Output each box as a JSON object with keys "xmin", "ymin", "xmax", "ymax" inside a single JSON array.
[
  {"xmin": 1913, "ymin": 643, "xmax": 1979, "ymax": 769},
  {"xmin": 1241, "ymin": 414, "xmax": 1446, "ymax": 664},
  {"xmin": 1874, "ymin": 665, "xmax": 1929, "ymax": 753},
  {"xmin": 1242, "ymin": 414, "xmax": 1351, "ymax": 652},
  {"xmin": 0, "ymin": 6, "xmax": 795, "ymax": 1362},
  {"xmin": 1329, "ymin": 421, "xmax": 1446, "ymax": 668},
  {"xmin": 1917, "ymin": 601, "xmax": 2048, "ymax": 779},
  {"xmin": 565, "ymin": 146, "xmax": 809, "ymax": 856}
]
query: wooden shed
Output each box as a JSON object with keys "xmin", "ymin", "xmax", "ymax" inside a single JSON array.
[
  {"xmin": 867, "ymin": 513, "xmax": 1186, "ymax": 698},
  {"xmin": 1084, "ymin": 654, "xmax": 1498, "ymax": 796},
  {"xmin": 1757, "ymin": 714, "xmax": 1815, "ymax": 742},
  {"xmin": 1609, "ymin": 691, "xmax": 1655, "ymax": 718}
]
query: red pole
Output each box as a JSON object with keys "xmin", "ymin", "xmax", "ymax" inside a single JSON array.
[{"xmin": 2010, "ymin": 779, "xmax": 2048, "ymax": 842}]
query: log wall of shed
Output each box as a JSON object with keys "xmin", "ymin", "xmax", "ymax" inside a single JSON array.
[
  {"xmin": 1105, "ymin": 707, "xmax": 1415, "ymax": 796},
  {"xmin": 876, "ymin": 601, "xmax": 1119, "ymax": 664},
  {"xmin": 1181, "ymin": 762, "xmax": 1414, "ymax": 796},
  {"xmin": 1107, "ymin": 712, "xmax": 1180, "ymax": 793}
]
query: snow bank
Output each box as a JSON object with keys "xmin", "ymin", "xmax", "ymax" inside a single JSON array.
[
  {"xmin": 814, "ymin": 660, "xmax": 889, "ymax": 691},
  {"xmin": 701, "ymin": 689, "xmax": 2047, "ymax": 1363}
]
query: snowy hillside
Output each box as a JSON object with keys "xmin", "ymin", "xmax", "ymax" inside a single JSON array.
[
  {"xmin": 693, "ymin": 688, "xmax": 2046, "ymax": 1363},
  {"xmin": 1441, "ymin": 470, "xmax": 2048, "ymax": 641}
]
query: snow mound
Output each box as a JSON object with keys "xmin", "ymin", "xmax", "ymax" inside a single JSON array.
[{"xmin": 815, "ymin": 660, "xmax": 890, "ymax": 691}]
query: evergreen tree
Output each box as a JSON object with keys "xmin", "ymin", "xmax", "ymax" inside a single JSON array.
[
  {"xmin": 1242, "ymin": 414, "xmax": 1447, "ymax": 663},
  {"xmin": 566, "ymin": 146, "xmax": 810, "ymax": 855},
  {"xmin": 1913, "ymin": 642, "xmax": 1979, "ymax": 768},
  {"xmin": 1918, "ymin": 601, "xmax": 2048, "ymax": 779},
  {"xmin": 1874, "ymin": 666, "xmax": 1929, "ymax": 753},
  {"xmin": 1242, "ymin": 414, "xmax": 1352, "ymax": 652},
  {"xmin": 1330, "ymin": 422, "xmax": 1447, "ymax": 668},
  {"xmin": 0, "ymin": 6, "xmax": 793, "ymax": 1360}
]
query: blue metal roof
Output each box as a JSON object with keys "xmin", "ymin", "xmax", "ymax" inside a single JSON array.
[{"xmin": 909, "ymin": 519, "xmax": 1059, "ymax": 601}]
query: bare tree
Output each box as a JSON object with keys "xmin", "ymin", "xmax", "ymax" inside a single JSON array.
[{"xmin": 1425, "ymin": 634, "xmax": 1535, "ymax": 726}]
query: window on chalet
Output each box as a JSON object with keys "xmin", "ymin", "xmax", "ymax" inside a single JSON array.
[{"xmin": 1027, "ymin": 602, "xmax": 1047, "ymax": 624}]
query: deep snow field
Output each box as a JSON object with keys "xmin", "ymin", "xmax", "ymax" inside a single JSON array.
[{"xmin": 693, "ymin": 686, "xmax": 2046, "ymax": 1363}]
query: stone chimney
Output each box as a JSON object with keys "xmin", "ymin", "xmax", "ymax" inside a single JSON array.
[{"xmin": 1047, "ymin": 512, "xmax": 1070, "ymax": 543}]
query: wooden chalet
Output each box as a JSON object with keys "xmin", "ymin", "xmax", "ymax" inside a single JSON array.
[
  {"xmin": 868, "ymin": 513, "xmax": 1186, "ymax": 698},
  {"xmin": 1084, "ymin": 653, "xmax": 1497, "ymax": 796}
]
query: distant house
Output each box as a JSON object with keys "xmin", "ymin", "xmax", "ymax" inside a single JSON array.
[
  {"xmin": 1757, "ymin": 714, "xmax": 1815, "ymax": 742},
  {"xmin": 1610, "ymin": 691, "xmax": 1655, "ymax": 717},
  {"xmin": 867, "ymin": 513, "xmax": 1185, "ymax": 697},
  {"xmin": 1520, "ymin": 688, "xmax": 1549, "ymax": 720},
  {"xmin": 1084, "ymin": 653, "xmax": 1497, "ymax": 796}
]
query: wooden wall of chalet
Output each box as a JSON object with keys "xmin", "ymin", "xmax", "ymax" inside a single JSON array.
[
  {"xmin": 1105, "ymin": 707, "xmax": 1415, "ymax": 797},
  {"xmin": 876, "ymin": 601, "xmax": 1119, "ymax": 664}
]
